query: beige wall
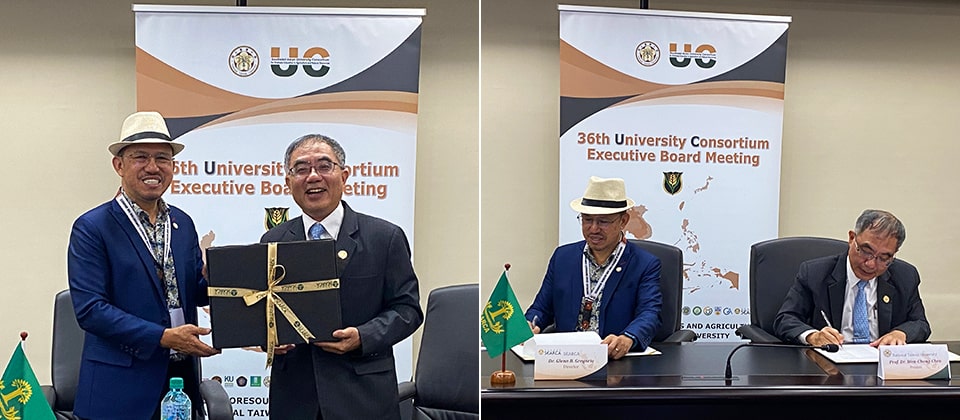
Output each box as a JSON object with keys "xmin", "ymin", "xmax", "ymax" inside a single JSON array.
[
  {"xmin": 482, "ymin": 0, "xmax": 960, "ymax": 342},
  {"xmin": 0, "ymin": 0, "xmax": 478, "ymax": 383}
]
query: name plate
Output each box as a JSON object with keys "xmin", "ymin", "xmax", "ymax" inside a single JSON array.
[
  {"xmin": 878, "ymin": 343, "xmax": 951, "ymax": 380},
  {"xmin": 533, "ymin": 344, "xmax": 607, "ymax": 380}
]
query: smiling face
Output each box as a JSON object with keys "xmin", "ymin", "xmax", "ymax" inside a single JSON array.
[
  {"xmin": 580, "ymin": 211, "xmax": 629, "ymax": 259},
  {"xmin": 112, "ymin": 143, "xmax": 175, "ymax": 210},
  {"xmin": 285, "ymin": 141, "xmax": 349, "ymax": 221}
]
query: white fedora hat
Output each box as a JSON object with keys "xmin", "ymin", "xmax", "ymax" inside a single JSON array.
[
  {"xmin": 108, "ymin": 111, "xmax": 185, "ymax": 156},
  {"xmin": 569, "ymin": 176, "xmax": 635, "ymax": 215}
]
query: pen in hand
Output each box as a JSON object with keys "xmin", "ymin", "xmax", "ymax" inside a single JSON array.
[{"xmin": 820, "ymin": 310, "xmax": 842, "ymax": 348}]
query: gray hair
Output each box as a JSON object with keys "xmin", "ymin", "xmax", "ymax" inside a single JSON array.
[
  {"xmin": 854, "ymin": 209, "xmax": 906, "ymax": 250},
  {"xmin": 283, "ymin": 134, "xmax": 346, "ymax": 169}
]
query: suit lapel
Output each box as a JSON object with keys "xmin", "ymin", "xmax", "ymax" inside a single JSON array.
[
  {"xmin": 598, "ymin": 242, "xmax": 629, "ymax": 321},
  {"xmin": 336, "ymin": 203, "xmax": 359, "ymax": 275},
  {"xmin": 109, "ymin": 200, "xmax": 166, "ymax": 302},
  {"xmin": 276, "ymin": 216, "xmax": 306, "ymax": 242},
  {"xmin": 826, "ymin": 256, "xmax": 847, "ymax": 327},
  {"xmin": 876, "ymin": 271, "xmax": 895, "ymax": 334}
]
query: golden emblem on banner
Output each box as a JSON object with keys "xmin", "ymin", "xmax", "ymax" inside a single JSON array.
[
  {"xmin": 663, "ymin": 171, "xmax": 683, "ymax": 195},
  {"xmin": 265, "ymin": 207, "xmax": 289, "ymax": 230},
  {"xmin": 635, "ymin": 40, "xmax": 661, "ymax": 67},
  {"xmin": 229, "ymin": 45, "xmax": 260, "ymax": 77}
]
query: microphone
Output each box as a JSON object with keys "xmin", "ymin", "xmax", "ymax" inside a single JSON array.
[{"xmin": 724, "ymin": 342, "xmax": 839, "ymax": 380}]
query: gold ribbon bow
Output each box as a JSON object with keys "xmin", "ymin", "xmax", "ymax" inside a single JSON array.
[{"xmin": 208, "ymin": 242, "xmax": 339, "ymax": 367}]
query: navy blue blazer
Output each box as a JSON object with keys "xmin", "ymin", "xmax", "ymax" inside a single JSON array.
[
  {"xmin": 262, "ymin": 201, "xmax": 423, "ymax": 420},
  {"xmin": 774, "ymin": 253, "xmax": 931, "ymax": 344},
  {"xmin": 67, "ymin": 199, "xmax": 207, "ymax": 419},
  {"xmin": 525, "ymin": 240, "xmax": 663, "ymax": 351}
]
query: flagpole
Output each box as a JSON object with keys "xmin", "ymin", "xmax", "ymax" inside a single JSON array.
[
  {"xmin": 500, "ymin": 264, "xmax": 509, "ymax": 373},
  {"xmin": 500, "ymin": 316, "xmax": 508, "ymax": 373}
]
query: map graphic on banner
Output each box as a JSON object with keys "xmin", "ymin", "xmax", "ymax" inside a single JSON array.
[
  {"xmin": 135, "ymin": 5, "xmax": 424, "ymax": 418},
  {"xmin": 559, "ymin": 5, "xmax": 790, "ymax": 341}
]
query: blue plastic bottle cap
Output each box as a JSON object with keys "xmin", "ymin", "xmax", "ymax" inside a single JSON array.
[{"xmin": 169, "ymin": 377, "xmax": 184, "ymax": 389}]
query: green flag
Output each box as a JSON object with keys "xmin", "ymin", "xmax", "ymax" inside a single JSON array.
[
  {"xmin": 1, "ymin": 343, "xmax": 57, "ymax": 419},
  {"xmin": 481, "ymin": 270, "xmax": 533, "ymax": 358}
]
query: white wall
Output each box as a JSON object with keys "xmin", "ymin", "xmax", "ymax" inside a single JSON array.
[
  {"xmin": 481, "ymin": 0, "xmax": 960, "ymax": 341},
  {"xmin": 0, "ymin": 0, "xmax": 478, "ymax": 383}
]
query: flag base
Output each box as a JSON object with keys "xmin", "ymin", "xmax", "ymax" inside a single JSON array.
[{"xmin": 490, "ymin": 370, "xmax": 516, "ymax": 385}]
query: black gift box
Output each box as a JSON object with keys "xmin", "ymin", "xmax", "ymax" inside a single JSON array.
[{"xmin": 206, "ymin": 240, "xmax": 342, "ymax": 349}]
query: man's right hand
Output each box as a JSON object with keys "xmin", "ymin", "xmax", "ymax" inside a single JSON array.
[
  {"xmin": 528, "ymin": 321, "xmax": 540, "ymax": 334},
  {"xmin": 160, "ymin": 324, "xmax": 220, "ymax": 357},
  {"xmin": 807, "ymin": 327, "xmax": 843, "ymax": 347}
]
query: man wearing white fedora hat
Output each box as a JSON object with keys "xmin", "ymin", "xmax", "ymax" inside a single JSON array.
[
  {"xmin": 525, "ymin": 176, "xmax": 663, "ymax": 360},
  {"xmin": 68, "ymin": 111, "xmax": 219, "ymax": 419}
]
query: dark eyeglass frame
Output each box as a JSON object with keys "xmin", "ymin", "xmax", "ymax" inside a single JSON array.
[
  {"xmin": 288, "ymin": 159, "xmax": 342, "ymax": 178},
  {"xmin": 853, "ymin": 236, "xmax": 894, "ymax": 267},
  {"xmin": 124, "ymin": 152, "xmax": 174, "ymax": 167},
  {"xmin": 577, "ymin": 214, "xmax": 622, "ymax": 229}
]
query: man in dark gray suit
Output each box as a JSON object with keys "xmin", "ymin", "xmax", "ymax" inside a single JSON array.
[
  {"xmin": 774, "ymin": 209, "xmax": 930, "ymax": 348},
  {"xmin": 262, "ymin": 134, "xmax": 423, "ymax": 420}
]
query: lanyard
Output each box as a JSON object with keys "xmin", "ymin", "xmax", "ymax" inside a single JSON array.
[
  {"xmin": 581, "ymin": 240, "xmax": 626, "ymax": 301},
  {"xmin": 116, "ymin": 194, "xmax": 171, "ymax": 270}
]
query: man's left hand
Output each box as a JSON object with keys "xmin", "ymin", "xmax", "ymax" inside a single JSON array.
[
  {"xmin": 871, "ymin": 330, "xmax": 908, "ymax": 347},
  {"xmin": 315, "ymin": 327, "xmax": 361, "ymax": 354},
  {"xmin": 601, "ymin": 334, "xmax": 634, "ymax": 360}
]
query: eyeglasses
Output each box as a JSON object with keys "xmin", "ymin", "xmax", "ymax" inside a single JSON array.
[
  {"xmin": 578, "ymin": 214, "xmax": 621, "ymax": 229},
  {"xmin": 288, "ymin": 160, "xmax": 342, "ymax": 178},
  {"xmin": 853, "ymin": 237, "xmax": 894, "ymax": 267},
  {"xmin": 124, "ymin": 152, "xmax": 174, "ymax": 168}
]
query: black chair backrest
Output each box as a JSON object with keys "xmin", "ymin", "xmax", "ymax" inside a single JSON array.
[
  {"xmin": 51, "ymin": 289, "xmax": 83, "ymax": 413},
  {"xmin": 749, "ymin": 236, "xmax": 848, "ymax": 335},
  {"xmin": 414, "ymin": 284, "xmax": 479, "ymax": 415},
  {"xmin": 628, "ymin": 240, "xmax": 683, "ymax": 342}
]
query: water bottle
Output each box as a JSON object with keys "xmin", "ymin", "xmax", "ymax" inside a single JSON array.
[{"xmin": 160, "ymin": 377, "xmax": 192, "ymax": 420}]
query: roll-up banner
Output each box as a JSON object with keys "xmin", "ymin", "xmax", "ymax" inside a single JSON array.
[
  {"xmin": 134, "ymin": 5, "xmax": 423, "ymax": 418},
  {"xmin": 559, "ymin": 5, "xmax": 790, "ymax": 342}
]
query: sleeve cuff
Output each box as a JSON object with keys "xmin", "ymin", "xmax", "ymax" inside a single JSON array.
[{"xmin": 798, "ymin": 329, "xmax": 818, "ymax": 344}]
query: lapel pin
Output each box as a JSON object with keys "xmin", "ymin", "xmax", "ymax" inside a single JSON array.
[
  {"xmin": 172, "ymin": 222, "xmax": 178, "ymax": 230},
  {"xmin": 615, "ymin": 266, "xmax": 622, "ymax": 272},
  {"xmin": 883, "ymin": 295, "xmax": 890, "ymax": 304},
  {"xmin": 338, "ymin": 250, "xmax": 348, "ymax": 260}
]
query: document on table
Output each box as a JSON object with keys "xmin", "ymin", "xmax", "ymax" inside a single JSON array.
[
  {"xmin": 510, "ymin": 343, "xmax": 660, "ymax": 361},
  {"xmin": 815, "ymin": 344, "xmax": 960, "ymax": 363},
  {"xmin": 626, "ymin": 346, "xmax": 662, "ymax": 357}
]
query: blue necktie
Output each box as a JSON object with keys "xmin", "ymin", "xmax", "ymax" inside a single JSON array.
[
  {"xmin": 309, "ymin": 222, "xmax": 327, "ymax": 240},
  {"xmin": 852, "ymin": 280, "xmax": 870, "ymax": 344}
]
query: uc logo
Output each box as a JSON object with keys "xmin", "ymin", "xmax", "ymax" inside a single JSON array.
[
  {"xmin": 668, "ymin": 43, "xmax": 717, "ymax": 69},
  {"xmin": 271, "ymin": 47, "xmax": 331, "ymax": 77}
]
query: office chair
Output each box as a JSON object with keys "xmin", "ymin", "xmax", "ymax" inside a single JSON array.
[
  {"xmin": 398, "ymin": 284, "xmax": 479, "ymax": 420},
  {"xmin": 735, "ymin": 236, "xmax": 849, "ymax": 343},
  {"xmin": 628, "ymin": 239, "xmax": 697, "ymax": 343},
  {"xmin": 42, "ymin": 289, "xmax": 235, "ymax": 420}
]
